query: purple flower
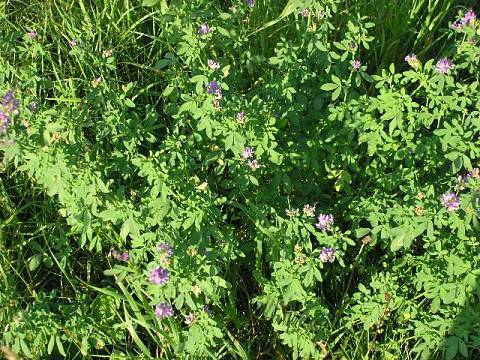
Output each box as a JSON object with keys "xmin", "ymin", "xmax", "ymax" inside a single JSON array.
[
  {"xmin": 27, "ymin": 31, "xmax": 37, "ymax": 39},
  {"xmin": 451, "ymin": 21, "xmax": 463, "ymax": 30},
  {"xmin": 467, "ymin": 168, "xmax": 480, "ymax": 180},
  {"xmin": 300, "ymin": 8, "xmax": 310, "ymax": 18},
  {"xmin": 158, "ymin": 243, "xmax": 173, "ymax": 258},
  {"xmin": 149, "ymin": 266, "xmax": 170, "ymax": 285},
  {"xmin": 405, "ymin": 54, "xmax": 420, "ymax": 69},
  {"xmin": 242, "ymin": 147, "xmax": 255, "ymax": 159},
  {"xmin": 198, "ymin": 23, "xmax": 212, "ymax": 35},
  {"xmin": 315, "ymin": 214, "xmax": 334, "ymax": 231},
  {"xmin": 285, "ymin": 208, "xmax": 299, "ymax": 218},
  {"xmin": 111, "ymin": 250, "xmax": 130, "ymax": 262},
  {"xmin": 247, "ymin": 159, "xmax": 260, "ymax": 170},
  {"xmin": 441, "ymin": 191, "xmax": 460, "ymax": 212},
  {"xmin": 185, "ymin": 313, "xmax": 196, "ymax": 325},
  {"xmin": 206, "ymin": 81, "xmax": 222, "ymax": 99},
  {"xmin": 246, "ymin": 0, "xmax": 254, "ymax": 7},
  {"xmin": 303, "ymin": 204, "xmax": 316, "ymax": 217},
  {"xmin": 320, "ymin": 247, "xmax": 336, "ymax": 263},
  {"xmin": 2, "ymin": 91, "xmax": 19, "ymax": 113},
  {"xmin": 68, "ymin": 39, "xmax": 78, "ymax": 48},
  {"xmin": 208, "ymin": 59, "xmax": 220, "ymax": 70},
  {"xmin": 155, "ymin": 303, "xmax": 174, "ymax": 319},
  {"xmin": 435, "ymin": 58, "xmax": 453, "ymax": 74},
  {"xmin": 462, "ymin": 9, "xmax": 477, "ymax": 26},
  {"xmin": 203, "ymin": 304, "xmax": 212, "ymax": 314},
  {"xmin": 158, "ymin": 243, "xmax": 173, "ymax": 265},
  {"xmin": 236, "ymin": 111, "xmax": 246, "ymax": 124},
  {"xmin": 348, "ymin": 41, "xmax": 356, "ymax": 50},
  {"xmin": 452, "ymin": 10, "xmax": 477, "ymax": 30},
  {"xmin": 352, "ymin": 59, "xmax": 361, "ymax": 70},
  {"xmin": 0, "ymin": 112, "xmax": 10, "ymax": 135}
]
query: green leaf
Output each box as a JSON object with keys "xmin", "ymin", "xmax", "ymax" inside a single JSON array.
[
  {"xmin": 142, "ymin": 0, "xmax": 159, "ymax": 6},
  {"xmin": 430, "ymin": 297, "xmax": 440, "ymax": 313},
  {"xmin": 110, "ymin": 351, "xmax": 127, "ymax": 360},
  {"xmin": 56, "ymin": 336, "xmax": 66, "ymax": 357},
  {"xmin": 355, "ymin": 228, "xmax": 371, "ymax": 238},
  {"xmin": 20, "ymin": 339, "xmax": 33, "ymax": 358},
  {"xmin": 248, "ymin": 175, "xmax": 259, "ymax": 186},
  {"xmin": 390, "ymin": 225, "xmax": 412, "ymax": 251},
  {"xmin": 445, "ymin": 336, "xmax": 459, "ymax": 360},
  {"xmin": 125, "ymin": 98, "xmax": 135, "ymax": 108},
  {"xmin": 332, "ymin": 87, "xmax": 341, "ymax": 101},
  {"xmin": 28, "ymin": 254, "xmax": 43, "ymax": 271},
  {"xmin": 320, "ymin": 83, "xmax": 338, "ymax": 91},
  {"xmin": 47, "ymin": 335, "xmax": 55, "ymax": 354},
  {"xmin": 331, "ymin": 74, "xmax": 341, "ymax": 85},
  {"xmin": 459, "ymin": 339, "xmax": 468, "ymax": 357},
  {"xmin": 162, "ymin": 85, "xmax": 174, "ymax": 97}
]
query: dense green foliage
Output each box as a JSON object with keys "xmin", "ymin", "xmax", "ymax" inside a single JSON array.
[{"xmin": 1, "ymin": 0, "xmax": 480, "ymax": 359}]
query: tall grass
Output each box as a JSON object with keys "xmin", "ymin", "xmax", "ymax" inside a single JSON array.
[{"xmin": 345, "ymin": 0, "xmax": 476, "ymax": 72}]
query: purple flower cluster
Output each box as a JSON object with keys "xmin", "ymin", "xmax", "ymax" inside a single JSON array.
[
  {"xmin": 455, "ymin": 168, "xmax": 480, "ymax": 191},
  {"xmin": 242, "ymin": 146, "xmax": 260, "ymax": 170},
  {"xmin": 303, "ymin": 204, "xmax": 316, "ymax": 217},
  {"xmin": 208, "ymin": 59, "xmax": 220, "ymax": 70},
  {"xmin": 320, "ymin": 247, "xmax": 336, "ymax": 263},
  {"xmin": 27, "ymin": 31, "xmax": 37, "ymax": 39},
  {"xmin": 435, "ymin": 58, "xmax": 453, "ymax": 74},
  {"xmin": 242, "ymin": 147, "xmax": 255, "ymax": 159},
  {"xmin": 158, "ymin": 242, "xmax": 173, "ymax": 264},
  {"xmin": 0, "ymin": 90, "xmax": 19, "ymax": 135},
  {"xmin": 246, "ymin": 0, "xmax": 254, "ymax": 7},
  {"xmin": 3, "ymin": 90, "xmax": 19, "ymax": 114},
  {"xmin": 149, "ymin": 266, "xmax": 170, "ymax": 286},
  {"xmin": 236, "ymin": 111, "xmax": 246, "ymax": 124},
  {"xmin": 158, "ymin": 243, "xmax": 173, "ymax": 257},
  {"xmin": 185, "ymin": 312, "xmax": 196, "ymax": 325},
  {"xmin": 68, "ymin": 39, "xmax": 78, "ymax": 48},
  {"xmin": 352, "ymin": 59, "xmax": 361, "ymax": 70},
  {"xmin": 247, "ymin": 159, "xmax": 260, "ymax": 170},
  {"xmin": 315, "ymin": 214, "xmax": 334, "ymax": 231},
  {"xmin": 285, "ymin": 208, "xmax": 299, "ymax": 218},
  {"xmin": 466, "ymin": 168, "xmax": 480, "ymax": 181},
  {"xmin": 0, "ymin": 113, "xmax": 10, "ymax": 136},
  {"xmin": 452, "ymin": 9, "xmax": 477, "ymax": 30},
  {"xmin": 155, "ymin": 303, "xmax": 174, "ymax": 319},
  {"xmin": 441, "ymin": 191, "xmax": 460, "ymax": 212},
  {"xmin": 300, "ymin": 8, "xmax": 310, "ymax": 18},
  {"xmin": 206, "ymin": 81, "xmax": 222, "ymax": 99},
  {"xmin": 111, "ymin": 250, "xmax": 130, "ymax": 262},
  {"xmin": 198, "ymin": 23, "xmax": 212, "ymax": 35},
  {"xmin": 405, "ymin": 54, "xmax": 420, "ymax": 69}
]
